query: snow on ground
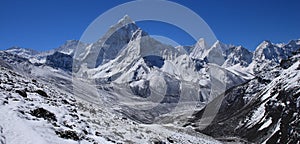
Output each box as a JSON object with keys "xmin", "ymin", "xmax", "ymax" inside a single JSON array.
[
  {"xmin": 240, "ymin": 60, "xmax": 300, "ymax": 137},
  {"xmin": 0, "ymin": 107, "xmax": 48, "ymax": 144},
  {"xmin": 0, "ymin": 65, "xmax": 221, "ymax": 143},
  {"xmin": 226, "ymin": 63, "xmax": 254, "ymax": 80},
  {"xmin": 283, "ymin": 61, "xmax": 300, "ymax": 90},
  {"xmin": 245, "ymin": 103, "xmax": 266, "ymax": 128},
  {"xmin": 258, "ymin": 118, "xmax": 272, "ymax": 131}
]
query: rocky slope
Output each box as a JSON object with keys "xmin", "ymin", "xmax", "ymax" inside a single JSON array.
[
  {"xmin": 0, "ymin": 58, "xmax": 221, "ymax": 144},
  {"xmin": 187, "ymin": 42, "xmax": 300, "ymax": 144}
]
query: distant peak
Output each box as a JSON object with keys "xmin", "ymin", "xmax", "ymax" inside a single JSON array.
[
  {"xmin": 195, "ymin": 38, "xmax": 207, "ymax": 49},
  {"xmin": 7, "ymin": 46, "xmax": 22, "ymax": 50},
  {"xmin": 213, "ymin": 40, "xmax": 223, "ymax": 46},
  {"xmin": 5, "ymin": 46, "xmax": 39, "ymax": 55},
  {"xmin": 262, "ymin": 40, "xmax": 272, "ymax": 45},
  {"xmin": 257, "ymin": 40, "xmax": 273, "ymax": 49},
  {"xmin": 211, "ymin": 40, "xmax": 230, "ymax": 52},
  {"xmin": 118, "ymin": 15, "xmax": 134, "ymax": 25},
  {"xmin": 7, "ymin": 46, "xmax": 36, "ymax": 52},
  {"xmin": 65, "ymin": 40, "xmax": 80, "ymax": 43},
  {"xmin": 287, "ymin": 40, "xmax": 297, "ymax": 45},
  {"xmin": 236, "ymin": 45, "xmax": 244, "ymax": 50},
  {"xmin": 197, "ymin": 38, "xmax": 205, "ymax": 43}
]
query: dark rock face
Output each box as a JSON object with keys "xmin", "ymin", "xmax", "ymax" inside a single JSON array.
[
  {"xmin": 55, "ymin": 130, "xmax": 80, "ymax": 141},
  {"xmin": 0, "ymin": 51, "xmax": 30, "ymax": 67},
  {"xmin": 46, "ymin": 52, "xmax": 73, "ymax": 71},
  {"xmin": 153, "ymin": 140, "xmax": 166, "ymax": 144},
  {"xmin": 143, "ymin": 55, "xmax": 165, "ymax": 68},
  {"xmin": 188, "ymin": 80, "xmax": 300, "ymax": 143},
  {"xmin": 0, "ymin": 59, "xmax": 12, "ymax": 70},
  {"xmin": 264, "ymin": 88, "xmax": 300, "ymax": 144},
  {"xmin": 30, "ymin": 108, "xmax": 57, "ymax": 122},
  {"xmin": 280, "ymin": 49, "xmax": 300, "ymax": 69},
  {"xmin": 35, "ymin": 89, "xmax": 48, "ymax": 97},
  {"xmin": 16, "ymin": 89, "xmax": 27, "ymax": 98},
  {"xmin": 192, "ymin": 58, "xmax": 206, "ymax": 71},
  {"xmin": 167, "ymin": 137, "xmax": 175, "ymax": 143}
]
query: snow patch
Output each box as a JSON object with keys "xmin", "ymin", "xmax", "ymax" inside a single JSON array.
[{"xmin": 258, "ymin": 118, "xmax": 272, "ymax": 131}]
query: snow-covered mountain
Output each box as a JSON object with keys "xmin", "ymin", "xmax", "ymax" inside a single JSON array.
[
  {"xmin": 5, "ymin": 46, "xmax": 39, "ymax": 60},
  {"xmin": 190, "ymin": 40, "xmax": 227, "ymax": 66},
  {"xmin": 223, "ymin": 45, "xmax": 253, "ymax": 67},
  {"xmin": 75, "ymin": 15, "xmax": 140, "ymax": 69},
  {"xmin": 1, "ymin": 15, "xmax": 300, "ymax": 144},
  {"xmin": 71, "ymin": 16, "xmax": 247, "ymax": 124},
  {"xmin": 186, "ymin": 41, "xmax": 300, "ymax": 143},
  {"xmin": 252, "ymin": 40, "xmax": 300, "ymax": 73}
]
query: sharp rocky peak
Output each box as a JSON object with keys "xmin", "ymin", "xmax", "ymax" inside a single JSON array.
[
  {"xmin": 101, "ymin": 15, "xmax": 138, "ymax": 40},
  {"xmin": 253, "ymin": 39, "xmax": 300, "ymax": 62},
  {"xmin": 256, "ymin": 40, "xmax": 274, "ymax": 50},
  {"xmin": 195, "ymin": 38, "xmax": 208, "ymax": 50},
  {"xmin": 189, "ymin": 38, "xmax": 208, "ymax": 59},
  {"xmin": 79, "ymin": 15, "xmax": 141, "ymax": 68},
  {"xmin": 118, "ymin": 15, "xmax": 134, "ymax": 25},
  {"xmin": 7, "ymin": 46, "xmax": 37, "ymax": 52},
  {"xmin": 286, "ymin": 39, "xmax": 300, "ymax": 48},
  {"xmin": 7, "ymin": 46, "xmax": 23, "ymax": 50},
  {"xmin": 211, "ymin": 40, "xmax": 230, "ymax": 52}
]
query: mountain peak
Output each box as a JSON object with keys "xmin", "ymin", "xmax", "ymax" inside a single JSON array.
[
  {"xmin": 6, "ymin": 46, "xmax": 38, "ymax": 53},
  {"xmin": 262, "ymin": 40, "xmax": 272, "ymax": 45},
  {"xmin": 7, "ymin": 46, "xmax": 24, "ymax": 50},
  {"xmin": 65, "ymin": 39, "xmax": 80, "ymax": 43},
  {"xmin": 4, "ymin": 46, "xmax": 39, "ymax": 59},
  {"xmin": 80, "ymin": 15, "xmax": 140, "ymax": 68},
  {"xmin": 118, "ymin": 15, "xmax": 134, "ymax": 25},
  {"xmin": 287, "ymin": 40, "xmax": 297, "ymax": 46},
  {"xmin": 103, "ymin": 15, "xmax": 137, "ymax": 40},
  {"xmin": 195, "ymin": 38, "xmax": 208, "ymax": 50},
  {"xmin": 212, "ymin": 40, "xmax": 229, "ymax": 52},
  {"xmin": 189, "ymin": 38, "xmax": 208, "ymax": 59},
  {"xmin": 256, "ymin": 40, "xmax": 273, "ymax": 50}
]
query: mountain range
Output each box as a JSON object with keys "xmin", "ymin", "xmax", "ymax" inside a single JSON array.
[{"xmin": 0, "ymin": 15, "xmax": 299, "ymax": 144}]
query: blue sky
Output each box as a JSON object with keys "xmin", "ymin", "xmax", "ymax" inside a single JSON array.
[{"xmin": 1, "ymin": 0, "xmax": 300, "ymax": 51}]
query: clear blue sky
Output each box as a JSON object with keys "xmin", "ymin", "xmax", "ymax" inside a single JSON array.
[{"xmin": 1, "ymin": 0, "xmax": 300, "ymax": 51}]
